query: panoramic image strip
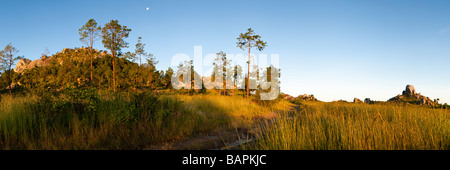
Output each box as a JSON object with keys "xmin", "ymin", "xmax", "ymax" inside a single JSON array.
[{"xmin": 0, "ymin": 0, "xmax": 448, "ymax": 167}]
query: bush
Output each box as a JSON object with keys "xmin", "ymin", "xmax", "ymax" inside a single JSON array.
[
  {"xmin": 64, "ymin": 87, "xmax": 100, "ymax": 112},
  {"xmin": 112, "ymin": 106, "xmax": 137, "ymax": 127}
]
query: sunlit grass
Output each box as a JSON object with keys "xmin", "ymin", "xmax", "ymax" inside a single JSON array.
[
  {"xmin": 248, "ymin": 102, "xmax": 450, "ymax": 150},
  {"xmin": 175, "ymin": 95, "xmax": 293, "ymax": 127},
  {"xmin": 0, "ymin": 93, "xmax": 285, "ymax": 149},
  {"xmin": 4, "ymin": 92, "xmax": 445, "ymax": 150}
]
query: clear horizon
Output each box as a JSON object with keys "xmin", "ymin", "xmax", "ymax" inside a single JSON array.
[{"xmin": 1, "ymin": 0, "xmax": 449, "ymax": 103}]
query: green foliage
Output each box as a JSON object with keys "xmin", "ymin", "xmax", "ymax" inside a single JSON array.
[
  {"xmin": 79, "ymin": 19, "xmax": 101, "ymax": 59},
  {"xmin": 7, "ymin": 48, "xmax": 166, "ymax": 92},
  {"xmin": 100, "ymin": 20, "xmax": 131, "ymax": 92},
  {"xmin": 79, "ymin": 18, "xmax": 102, "ymax": 83},
  {"xmin": 112, "ymin": 105, "xmax": 137, "ymax": 127},
  {"xmin": 30, "ymin": 87, "xmax": 101, "ymax": 116},
  {"xmin": 64, "ymin": 87, "xmax": 100, "ymax": 112},
  {"xmin": 0, "ymin": 43, "xmax": 23, "ymax": 94},
  {"xmin": 79, "ymin": 19, "xmax": 101, "ymax": 46},
  {"xmin": 236, "ymin": 28, "xmax": 267, "ymax": 51},
  {"xmin": 101, "ymin": 20, "xmax": 131, "ymax": 55},
  {"xmin": 236, "ymin": 28, "xmax": 268, "ymax": 100}
]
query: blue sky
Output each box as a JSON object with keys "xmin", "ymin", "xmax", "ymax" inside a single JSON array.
[{"xmin": 1, "ymin": 0, "xmax": 450, "ymax": 103}]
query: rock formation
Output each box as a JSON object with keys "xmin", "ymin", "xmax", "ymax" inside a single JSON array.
[
  {"xmin": 402, "ymin": 85, "xmax": 416, "ymax": 96},
  {"xmin": 13, "ymin": 57, "xmax": 56, "ymax": 73},
  {"xmin": 282, "ymin": 94, "xmax": 295, "ymax": 101},
  {"xmin": 353, "ymin": 98, "xmax": 362, "ymax": 103},
  {"xmin": 13, "ymin": 47, "xmax": 105, "ymax": 74},
  {"xmin": 389, "ymin": 84, "xmax": 438, "ymax": 106},
  {"xmin": 364, "ymin": 98, "xmax": 375, "ymax": 104},
  {"xmin": 297, "ymin": 94, "xmax": 318, "ymax": 101},
  {"xmin": 14, "ymin": 59, "xmax": 32, "ymax": 73},
  {"xmin": 282, "ymin": 93, "xmax": 318, "ymax": 102}
]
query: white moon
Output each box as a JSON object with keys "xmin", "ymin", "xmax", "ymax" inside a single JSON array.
[{"xmin": 146, "ymin": 7, "xmax": 149, "ymax": 11}]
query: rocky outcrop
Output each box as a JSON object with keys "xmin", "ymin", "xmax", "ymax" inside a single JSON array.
[
  {"xmin": 282, "ymin": 94, "xmax": 295, "ymax": 101},
  {"xmin": 13, "ymin": 56, "xmax": 56, "ymax": 73},
  {"xmin": 297, "ymin": 94, "xmax": 318, "ymax": 101},
  {"xmin": 364, "ymin": 98, "xmax": 375, "ymax": 104},
  {"xmin": 283, "ymin": 93, "xmax": 319, "ymax": 102},
  {"xmin": 389, "ymin": 84, "xmax": 438, "ymax": 106},
  {"xmin": 26, "ymin": 56, "xmax": 54, "ymax": 70},
  {"xmin": 14, "ymin": 59, "xmax": 32, "ymax": 73},
  {"xmin": 402, "ymin": 85, "xmax": 416, "ymax": 96},
  {"xmin": 13, "ymin": 47, "xmax": 104, "ymax": 74},
  {"xmin": 353, "ymin": 98, "xmax": 362, "ymax": 103}
]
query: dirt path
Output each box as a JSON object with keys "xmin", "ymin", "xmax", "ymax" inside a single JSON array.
[
  {"xmin": 147, "ymin": 128, "xmax": 255, "ymax": 150},
  {"xmin": 150, "ymin": 104, "xmax": 300, "ymax": 150}
]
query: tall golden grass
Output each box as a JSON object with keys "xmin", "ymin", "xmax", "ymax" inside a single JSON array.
[
  {"xmin": 0, "ymin": 93, "xmax": 289, "ymax": 149},
  {"xmin": 249, "ymin": 102, "xmax": 450, "ymax": 150}
]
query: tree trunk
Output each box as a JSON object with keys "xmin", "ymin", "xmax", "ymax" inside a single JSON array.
[
  {"xmin": 90, "ymin": 33, "xmax": 94, "ymax": 87},
  {"xmin": 247, "ymin": 46, "xmax": 251, "ymax": 101},
  {"xmin": 134, "ymin": 74, "xmax": 136, "ymax": 92},
  {"xmin": 112, "ymin": 51, "xmax": 116, "ymax": 93},
  {"xmin": 140, "ymin": 54, "xmax": 143, "ymax": 90},
  {"xmin": 149, "ymin": 72, "xmax": 152, "ymax": 90},
  {"xmin": 8, "ymin": 51, "xmax": 12, "ymax": 95},
  {"xmin": 90, "ymin": 47, "xmax": 93, "ymax": 86},
  {"xmin": 234, "ymin": 79, "xmax": 237, "ymax": 96},
  {"xmin": 8, "ymin": 72, "xmax": 12, "ymax": 95}
]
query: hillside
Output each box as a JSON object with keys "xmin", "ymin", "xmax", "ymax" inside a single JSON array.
[
  {"xmin": 2, "ymin": 47, "xmax": 166, "ymax": 92},
  {"xmin": 14, "ymin": 48, "xmax": 109, "ymax": 74}
]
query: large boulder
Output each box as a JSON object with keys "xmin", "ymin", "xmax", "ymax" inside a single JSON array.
[
  {"xmin": 365, "ymin": 98, "xmax": 375, "ymax": 104},
  {"xmin": 420, "ymin": 98, "xmax": 427, "ymax": 105},
  {"xmin": 14, "ymin": 59, "xmax": 32, "ymax": 73},
  {"xmin": 26, "ymin": 57, "xmax": 53, "ymax": 70},
  {"xmin": 402, "ymin": 85, "xmax": 416, "ymax": 96},
  {"xmin": 353, "ymin": 98, "xmax": 362, "ymax": 103},
  {"xmin": 14, "ymin": 57, "xmax": 56, "ymax": 73}
]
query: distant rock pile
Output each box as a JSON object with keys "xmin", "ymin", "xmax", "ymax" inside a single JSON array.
[
  {"xmin": 353, "ymin": 98, "xmax": 363, "ymax": 103},
  {"xmin": 352, "ymin": 97, "xmax": 375, "ymax": 104},
  {"xmin": 282, "ymin": 93, "xmax": 318, "ymax": 102},
  {"xmin": 364, "ymin": 98, "xmax": 375, "ymax": 104},
  {"xmin": 282, "ymin": 94, "xmax": 295, "ymax": 101},
  {"xmin": 297, "ymin": 94, "xmax": 318, "ymax": 101},
  {"xmin": 389, "ymin": 85, "xmax": 438, "ymax": 106}
]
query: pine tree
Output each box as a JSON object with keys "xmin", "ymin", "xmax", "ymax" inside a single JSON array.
[
  {"xmin": 101, "ymin": 20, "xmax": 131, "ymax": 92},
  {"xmin": 0, "ymin": 43, "xmax": 23, "ymax": 95},
  {"xmin": 79, "ymin": 19, "xmax": 101, "ymax": 86},
  {"xmin": 236, "ymin": 28, "xmax": 267, "ymax": 101}
]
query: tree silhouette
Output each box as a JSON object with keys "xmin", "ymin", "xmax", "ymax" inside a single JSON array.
[
  {"xmin": 236, "ymin": 28, "xmax": 267, "ymax": 101},
  {"xmin": 135, "ymin": 37, "xmax": 156, "ymax": 89},
  {"xmin": 79, "ymin": 19, "xmax": 101, "ymax": 86},
  {"xmin": 212, "ymin": 51, "xmax": 231, "ymax": 95},
  {"xmin": 101, "ymin": 20, "xmax": 131, "ymax": 92},
  {"xmin": 0, "ymin": 43, "xmax": 23, "ymax": 94}
]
